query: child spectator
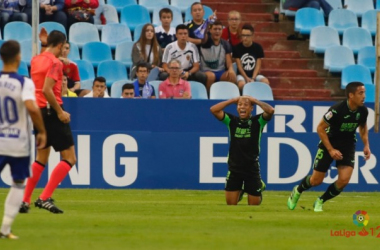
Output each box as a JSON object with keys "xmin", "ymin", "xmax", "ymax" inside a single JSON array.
[{"xmin": 155, "ymin": 8, "xmax": 177, "ymax": 50}]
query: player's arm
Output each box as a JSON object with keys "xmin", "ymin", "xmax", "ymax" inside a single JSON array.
[
  {"xmin": 210, "ymin": 97, "xmax": 239, "ymax": 120},
  {"xmin": 316, "ymin": 118, "xmax": 342, "ymax": 160},
  {"xmin": 359, "ymin": 123, "xmax": 371, "ymax": 160},
  {"xmin": 24, "ymin": 100, "xmax": 46, "ymax": 149},
  {"xmin": 247, "ymin": 96, "xmax": 274, "ymax": 120},
  {"xmin": 43, "ymin": 77, "xmax": 70, "ymax": 123}
]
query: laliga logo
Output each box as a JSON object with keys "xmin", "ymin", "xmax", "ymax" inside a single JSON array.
[{"xmin": 353, "ymin": 210, "xmax": 369, "ymax": 227}]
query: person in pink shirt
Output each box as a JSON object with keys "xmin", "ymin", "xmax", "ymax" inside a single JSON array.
[
  {"xmin": 159, "ymin": 59, "xmax": 191, "ymax": 99},
  {"xmin": 64, "ymin": 0, "xmax": 99, "ymax": 29}
]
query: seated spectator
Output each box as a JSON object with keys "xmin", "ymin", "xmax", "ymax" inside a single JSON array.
[
  {"xmin": 84, "ymin": 76, "xmax": 110, "ymax": 98},
  {"xmin": 221, "ymin": 10, "xmax": 241, "ymax": 48},
  {"xmin": 159, "ymin": 59, "xmax": 191, "ymax": 99},
  {"xmin": 132, "ymin": 62, "xmax": 156, "ymax": 99},
  {"xmin": 121, "ymin": 83, "xmax": 135, "ymax": 99},
  {"xmin": 233, "ymin": 23, "xmax": 270, "ymax": 91},
  {"xmin": 64, "ymin": 0, "xmax": 99, "ymax": 29},
  {"xmin": 159, "ymin": 24, "xmax": 207, "ymax": 86},
  {"xmin": 62, "ymin": 74, "xmax": 77, "ymax": 97},
  {"xmin": 200, "ymin": 20, "xmax": 236, "ymax": 91},
  {"xmin": 283, "ymin": 0, "xmax": 333, "ymax": 16},
  {"xmin": 0, "ymin": 0, "xmax": 28, "ymax": 32},
  {"xmin": 155, "ymin": 8, "xmax": 176, "ymax": 51},
  {"xmin": 131, "ymin": 23, "xmax": 163, "ymax": 80},
  {"xmin": 23, "ymin": 0, "xmax": 67, "ymax": 32},
  {"xmin": 185, "ymin": 2, "xmax": 213, "ymax": 46}
]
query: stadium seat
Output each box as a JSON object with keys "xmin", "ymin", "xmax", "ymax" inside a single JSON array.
[
  {"xmin": 101, "ymin": 23, "xmax": 132, "ymax": 49},
  {"xmin": 184, "ymin": 5, "xmax": 213, "ymax": 22},
  {"xmin": 342, "ymin": 27, "xmax": 373, "ymax": 55},
  {"xmin": 189, "ymin": 81, "xmax": 208, "ymax": 99},
  {"xmin": 133, "ymin": 23, "xmax": 145, "ymax": 41},
  {"xmin": 295, "ymin": 8, "xmax": 325, "ymax": 35},
  {"xmin": 120, "ymin": 5, "xmax": 150, "ymax": 32},
  {"xmin": 39, "ymin": 22, "xmax": 66, "ymax": 36},
  {"xmin": 69, "ymin": 23, "xmax": 100, "ymax": 48},
  {"xmin": 362, "ymin": 10, "xmax": 379, "ymax": 36},
  {"xmin": 325, "ymin": 0, "xmax": 342, "ymax": 10},
  {"xmin": 171, "ymin": 0, "xmax": 198, "ymax": 13},
  {"xmin": 98, "ymin": 0, "xmax": 105, "ymax": 5},
  {"xmin": 97, "ymin": 60, "xmax": 128, "ymax": 87},
  {"xmin": 110, "ymin": 80, "xmax": 133, "ymax": 98},
  {"xmin": 20, "ymin": 40, "xmax": 32, "ymax": 66},
  {"xmin": 328, "ymin": 9, "xmax": 358, "ymax": 35},
  {"xmin": 378, "ymin": 0, "xmax": 380, "ymax": 9},
  {"xmin": 365, "ymin": 83, "xmax": 376, "ymax": 103},
  {"xmin": 108, "ymin": 0, "xmax": 137, "ymax": 13},
  {"xmin": 94, "ymin": 4, "xmax": 119, "ymax": 30},
  {"xmin": 82, "ymin": 42, "xmax": 112, "ymax": 67},
  {"xmin": 139, "ymin": 0, "xmax": 169, "ymax": 12},
  {"xmin": 324, "ymin": 45, "xmax": 355, "ymax": 72},
  {"xmin": 210, "ymin": 81, "xmax": 240, "ymax": 100},
  {"xmin": 358, "ymin": 46, "xmax": 376, "ymax": 73},
  {"xmin": 345, "ymin": 0, "xmax": 374, "ymax": 17},
  {"xmin": 115, "ymin": 41, "xmax": 134, "ymax": 68},
  {"xmin": 341, "ymin": 65, "xmax": 373, "ymax": 89},
  {"xmin": 18, "ymin": 61, "xmax": 29, "ymax": 77},
  {"xmin": 152, "ymin": 5, "xmax": 183, "ymax": 27},
  {"xmin": 80, "ymin": 79, "xmax": 94, "ymax": 90},
  {"xmin": 309, "ymin": 26, "xmax": 340, "ymax": 53},
  {"xmin": 4, "ymin": 22, "xmax": 32, "ymax": 42},
  {"xmin": 149, "ymin": 80, "xmax": 161, "ymax": 98},
  {"xmin": 68, "ymin": 42, "xmax": 80, "ymax": 60},
  {"xmin": 74, "ymin": 60, "xmax": 95, "ymax": 81},
  {"xmin": 243, "ymin": 82, "xmax": 274, "ymax": 101}
]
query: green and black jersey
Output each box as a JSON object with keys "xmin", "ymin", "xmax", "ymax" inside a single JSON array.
[
  {"xmin": 321, "ymin": 100, "xmax": 368, "ymax": 148},
  {"xmin": 221, "ymin": 112, "xmax": 269, "ymax": 174}
]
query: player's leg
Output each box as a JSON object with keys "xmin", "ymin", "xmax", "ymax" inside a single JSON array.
[
  {"xmin": 245, "ymin": 178, "xmax": 263, "ymax": 206},
  {"xmin": 225, "ymin": 171, "xmax": 244, "ymax": 205}
]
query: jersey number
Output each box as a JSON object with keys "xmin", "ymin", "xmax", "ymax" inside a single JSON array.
[{"xmin": 0, "ymin": 96, "xmax": 19, "ymax": 125}]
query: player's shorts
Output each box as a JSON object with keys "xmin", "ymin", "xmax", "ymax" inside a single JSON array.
[
  {"xmin": 313, "ymin": 144, "xmax": 356, "ymax": 172},
  {"xmin": 36, "ymin": 106, "xmax": 74, "ymax": 152},
  {"xmin": 0, "ymin": 155, "xmax": 31, "ymax": 180},
  {"xmin": 225, "ymin": 168, "xmax": 262, "ymax": 196}
]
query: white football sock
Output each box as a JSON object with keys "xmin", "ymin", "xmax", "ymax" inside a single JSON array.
[{"xmin": 1, "ymin": 183, "xmax": 24, "ymax": 235}]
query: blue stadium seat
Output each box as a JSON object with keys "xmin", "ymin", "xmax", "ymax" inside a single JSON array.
[
  {"xmin": 133, "ymin": 23, "xmax": 145, "ymax": 41},
  {"xmin": 68, "ymin": 42, "xmax": 80, "ymax": 60},
  {"xmin": 243, "ymin": 82, "xmax": 274, "ymax": 101},
  {"xmin": 324, "ymin": 45, "xmax": 355, "ymax": 72},
  {"xmin": 184, "ymin": 5, "xmax": 213, "ymax": 22},
  {"xmin": 108, "ymin": 0, "xmax": 137, "ymax": 13},
  {"xmin": 189, "ymin": 81, "xmax": 208, "ymax": 99},
  {"xmin": 101, "ymin": 23, "xmax": 132, "ymax": 49},
  {"xmin": 82, "ymin": 42, "xmax": 112, "ymax": 67},
  {"xmin": 74, "ymin": 60, "xmax": 95, "ymax": 81},
  {"xmin": 358, "ymin": 46, "xmax": 375, "ymax": 73},
  {"xmin": 120, "ymin": 5, "xmax": 151, "ymax": 32},
  {"xmin": 39, "ymin": 22, "xmax": 66, "ymax": 36},
  {"xmin": 328, "ymin": 9, "xmax": 358, "ymax": 35},
  {"xmin": 111, "ymin": 80, "xmax": 133, "ymax": 98},
  {"xmin": 378, "ymin": 0, "xmax": 380, "ymax": 9},
  {"xmin": 341, "ymin": 64, "xmax": 373, "ymax": 89},
  {"xmin": 4, "ymin": 22, "xmax": 32, "ymax": 42},
  {"xmin": 365, "ymin": 83, "xmax": 376, "ymax": 102},
  {"xmin": 80, "ymin": 79, "xmax": 94, "ymax": 90},
  {"xmin": 139, "ymin": 0, "xmax": 169, "ymax": 12},
  {"xmin": 210, "ymin": 81, "xmax": 240, "ymax": 100},
  {"xmin": 69, "ymin": 23, "xmax": 100, "ymax": 48},
  {"xmin": 171, "ymin": 0, "xmax": 198, "ymax": 13},
  {"xmin": 152, "ymin": 5, "xmax": 183, "ymax": 27},
  {"xmin": 94, "ymin": 4, "xmax": 119, "ymax": 30},
  {"xmin": 20, "ymin": 40, "xmax": 32, "ymax": 66},
  {"xmin": 345, "ymin": 0, "xmax": 374, "ymax": 17},
  {"xmin": 115, "ymin": 41, "xmax": 134, "ymax": 68},
  {"xmin": 18, "ymin": 61, "xmax": 29, "ymax": 77},
  {"xmin": 325, "ymin": 0, "xmax": 342, "ymax": 10},
  {"xmin": 309, "ymin": 26, "xmax": 340, "ymax": 53},
  {"xmin": 97, "ymin": 60, "xmax": 128, "ymax": 87},
  {"xmin": 149, "ymin": 80, "xmax": 161, "ymax": 98},
  {"xmin": 362, "ymin": 10, "xmax": 379, "ymax": 36},
  {"xmin": 342, "ymin": 27, "xmax": 373, "ymax": 55},
  {"xmin": 98, "ymin": 0, "xmax": 105, "ymax": 5},
  {"xmin": 295, "ymin": 8, "xmax": 325, "ymax": 35}
]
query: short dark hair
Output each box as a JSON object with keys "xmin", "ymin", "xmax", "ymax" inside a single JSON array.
[
  {"xmin": 122, "ymin": 83, "xmax": 135, "ymax": 91},
  {"xmin": 0, "ymin": 40, "xmax": 20, "ymax": 64},
  {"xmin": 176, "ymin": 24, "xmax": 188, "ymax": 33},
  {"xmin": 210, "ymin": 20, "xmax": 223, "ymax": 28},
  {"xmin": 159, "ymin": 8, "xmax": 173, "ymax": 18},
  {"xmin": 93, "ymin": 76, "xmax": 106, "ymax": 86},
  {"xmin": 136, "ymin": 62, "xmax": 150, "ymax": 72},
  {"xmin": 241, "ymin": 23, "xmax": 254, "ymax": 34},
  {"xmin": 346, "ymin": 82, "xmax": 365, "ymax": 98},
  {"xmin": 191, "ymin": 2, "xmax": 203, "ymax": 11},
  {"xmin": 47, "ymin": 30, "xmax": 66, "ymax": 47}
]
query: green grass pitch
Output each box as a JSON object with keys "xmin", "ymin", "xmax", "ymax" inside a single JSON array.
[{"xmin": 0, "ymin": 189, "xmax": 379, "ymax": 249}]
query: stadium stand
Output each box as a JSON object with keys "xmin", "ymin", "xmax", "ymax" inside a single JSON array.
[
  {"xmin": 120, "ymin": 5, "xmax": 151, "ymax": 32},
  {"xmin": 149, "ymin": 81, "xmax": 162, "ymax": 98},
  {"xmin": 152, "ymin": 5, "xmax": 183, "ymax": 27},
  {"xmin": 20, "ymin": 40, "xmax": 32, "ymax": 66},
  {"xmin": 210, "ymin": 81, "xmax": 240, "ymax": 100},
  {"xmin": 101, "ymin": 23, "xmax": 132, "ymax": 49},
  {"xmin": 82, "ymin": 42, "xmax": 113, "ymax": 67},
  {"xmin": 358, "ymin": 46, "xmax": 376, "ymax": 73},
  {"xmin": 110, "ymin": 80, "xmax": 133, "ymax": 98},
  {"xmin": 345, "ymin": 0, "xmax": 374, "ymax": 17},
  {"xmin": 189, "ymin": 81, "xmax": 208, "ymax": 100},
  {"xmin": 294, "ymin": 8, "xmax": 325, "ymax": 35},
  {"xmin": 309, "ymin": 26, "xmax": 340, "ymax": 53},
  {"xmin": 243, "ymin": 82, "xmax": 274, "ymax": 101},
  {"xmin": 365, "ymin": 83, "xmax": 376, "ymax": 102},
  {"xmin": 171, "ymin": 0, "xmax": 199, "ymax": 13},
  {"xmin": 97, "ymin": 60, "xmax": 129, "ymax": 87},
  {"xmin": 362, "ymin": 10, "xmax": 379, "ymax": 36},
  {"xmin": 69, "ymin": 23, "xmax": 100, "ymax": 48},
  {"xmin": 107, "ymin": 0, "xmax": 137, "ymax": 13},
  {"xmin": 341, "ymin": 65, "xmax": 373, "ymax": 89},
  {"xmin": 39, "ymin": 22, "xmax": 66, "ymax": 36},
  {"xmin": 324, "ymin": 45, "xmax": 355, "ymax": 73},
  {"xmin": 94, "ymin": 4, "xmax": 119, "ymax": 30},
  {"xmin": 74, "ymin": 60, "xmax": 96, "ymax": 81},
  {"xmin": 328, "ymin": 9, "xmax": 358, "ymax": 35},
  {"xmin": 68, "ymin": 42, "xmax": 80, "ymax": 61},
  {"xmin": 139, "ymin": 0, "xmax": 169, "ymax": 13},
  {"xmin": 4, "ymin": 22, "xmax": 32, "ymax": 42},
  {"xmin": 115, "ymin": 41, "xmax": 134, "ymax": 68},
  {"xmin": 342, "ymin": 27, "xmax": 373, "ymax": 55}
]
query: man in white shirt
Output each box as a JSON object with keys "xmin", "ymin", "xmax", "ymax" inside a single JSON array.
[{"xmin": 83, "ymin": 76, "xmax": 110, "ymax": 98}]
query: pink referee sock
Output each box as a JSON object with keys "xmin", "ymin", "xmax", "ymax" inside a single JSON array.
[
  {"xmin": 40, "ymin": 161, "xmax": 71, "ymax": 201},
  {"xmin": 23, "ymin": 161, "xmax": 45, "ymax": 204}
]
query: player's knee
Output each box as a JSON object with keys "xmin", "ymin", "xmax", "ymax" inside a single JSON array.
[
  {"xmin": 310, "ymin": 177, "xmax": 323, "ymax": 186},
  {"xmin": 226, "ymin": 201, "xmax": 238, "ymax": 205},
  {"xmin": 337, "ymin": 178, "xmax": 350, "ymax": 188}
]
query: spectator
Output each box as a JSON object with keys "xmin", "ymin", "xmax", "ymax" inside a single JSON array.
[
  {"xmin": 155, "ymin": 8, "xmax": 176, "ymax": 51},
  {"xmin": 83, "ymin": 76, "xmax": 110, "ymax": 98},
  {"xmin": 283, "ymin": 0, "xmax": 333, "ymax": 16},
  {"xmin": 0, "ymin": 0, "xmax": 28, "ymax": 32},
  {"xmin": 159, "ymin": 59, "xmax": 191, "ymax": 99},
  {"xmin": 62, "ymin": 74, "xmax": 77, "ymax": 97},
  {"xmin": 23, "ymin": 0, "xmax": 67, "ymax": 32},
  {"xmin": 121, "ymin": 83, "xmax": 135, "ymax": 99},
  {"xmin": 131, "ymin": 23, "xmax": 163, "ymax": 80},
  {"xmin": 200, "ymin": 20, "xmax": 236, "ymax": 91},
  {"xmin": 184, "ymin": 2, "xmax": 211, "ymax": 46},
  {"xmin": 64, "ymin": 0, "xmax": 99, "ymax": 29},
  {"xmin": 132, "ymin": 62, "xmax": 156, "ymax": 99},
  {"xmin": 159, "ymin": 24, "xmax": 207, "ymax": 86},
  {"xmin": 221, "ymin": 10, "xmax": 241, "ymax": 48},
  {"xmin": 233, "ymin": 23, "xmax": 269, "ymax": 91}
]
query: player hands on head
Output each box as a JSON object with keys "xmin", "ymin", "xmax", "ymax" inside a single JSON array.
[{"xmin": 210, "ymin": 96, "xmax": 275, "ymax": 206}]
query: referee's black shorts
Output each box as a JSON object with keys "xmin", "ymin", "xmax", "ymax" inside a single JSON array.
[{"xmin": 35, "ymin": 106, "xmax": 74, "ymax": 152}]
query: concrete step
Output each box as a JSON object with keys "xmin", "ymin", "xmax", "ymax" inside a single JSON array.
[
  {"xmin": 262, "ymin": 58, "xmax": 324, "ymax": 70},
  {"xmin": 275, "ymin": 96, "xmax": 342, "ymax": 101},
  {"xmin": 273, "ymin": 88, "xmax": 332, "ymax": 98},
  {"xmin": 265, "ymin": 51, "xmax": 301, "ymax": 58},
  {"xmin": 255, "ymin": 32, "xmax": 288, "ymax": 40},
  {"xmin": 254, "ymin": 22, "xmax": 295, "ymax": 34},
  {"xmin": 203, "ymin": 0, "xmax": 274, "ymax": 3},
  {"xmin": 261, "ymin": 69, "xmax": 318, "ymax": 77},
  {"xmin": 205, "ymin": 3, "xmax": 277, "ymax": 13},
  {"xmin": 268, "ymin": 77, "xmax": 326, "ymax": 89},
  {"xmin": 217, "ymin": 12, "xmax": 274, "ymax": 22}
]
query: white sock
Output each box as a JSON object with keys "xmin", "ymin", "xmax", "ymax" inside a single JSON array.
[{"xmin": 1, "ymin": 183, "xmax": 24, "ymax": 235}]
